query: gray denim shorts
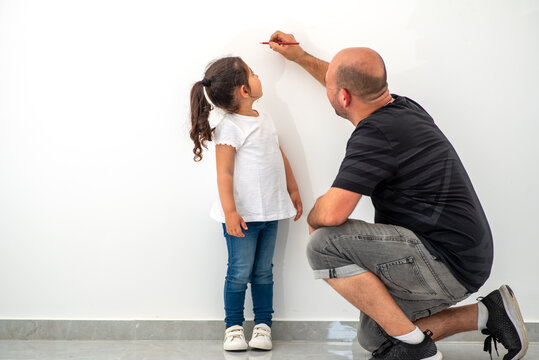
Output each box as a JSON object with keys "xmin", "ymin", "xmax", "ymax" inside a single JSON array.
[{"xmin": 306, "ymin": 219, "xmax": 471, "ymax": 351}]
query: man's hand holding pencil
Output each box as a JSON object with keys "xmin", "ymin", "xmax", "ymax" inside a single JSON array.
[{"xmin": 264, "ymin": 30, "xmax": 305, "ymax": 62}]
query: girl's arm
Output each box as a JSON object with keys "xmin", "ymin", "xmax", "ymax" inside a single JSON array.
[
  {"xmin": 280, "ymin": 147, "xmax": 303, "ymax": 221},
  {"xmin": 216, "ymin": 144, "xmax": 248, "ymax": 237}
]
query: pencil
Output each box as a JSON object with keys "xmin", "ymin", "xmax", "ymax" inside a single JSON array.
[{"xmin": 260, "ymin": 42, "xmax": 300, "ymax": 45}]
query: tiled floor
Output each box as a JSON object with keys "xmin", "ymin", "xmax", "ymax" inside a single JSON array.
[{"xmin": 0, "ymin": 340, "xmax": 537, "ymax": 360}]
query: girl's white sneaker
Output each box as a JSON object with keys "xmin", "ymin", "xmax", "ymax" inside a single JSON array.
[
  {"xmin": 223, "ymin": 325, "xmax": 248, "ymax": 351},
  {"xmin": 249, "ymin": 323, "xmax": 272, "ymax": 350}
]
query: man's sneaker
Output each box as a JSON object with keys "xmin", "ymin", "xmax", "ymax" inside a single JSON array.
[
  {"xmin": 478, "ymin": 284, "xmax": 528, "ymax": 360},
  {"xmin": 249, "ymin": 323, "xmax": 272, "ymax": 350},
  {"xmin": 369, "ymin": 330, "xmax": 442, "ymax": 360},
  {"xmin": 223, "ymin": 325, "xmax": 248, "ymax": 351}
]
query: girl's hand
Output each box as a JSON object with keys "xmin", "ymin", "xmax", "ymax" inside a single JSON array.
[
  {"xmin": 289, "ymin": 189, "xmax": 303, "ymax": 221},
  {"xmin": 225, "ymin": 211, "xmax": 248, "ymax": 237}
]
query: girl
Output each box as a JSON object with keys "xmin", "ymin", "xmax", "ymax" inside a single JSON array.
[{"xmin": 189, "ymin": 57, "xmax": 302, "ymax": 351}]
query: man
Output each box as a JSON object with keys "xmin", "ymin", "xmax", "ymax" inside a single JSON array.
[{"xmin": 266, "ymin": 30, "xmax": 528, "ymax": 360}]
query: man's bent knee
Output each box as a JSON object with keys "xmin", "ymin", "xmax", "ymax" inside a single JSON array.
[{"xmin": 305, "ymin": 227, "xmax": 333, "ymax": 270}]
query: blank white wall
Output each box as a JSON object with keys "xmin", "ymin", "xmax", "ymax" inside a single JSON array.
[{"xmin": 1, "ymin": 0, "xmax": 538, "ymax": 321}]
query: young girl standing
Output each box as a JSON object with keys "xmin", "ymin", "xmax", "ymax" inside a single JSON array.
[{"xmin": 189, "ymin": 57, "xmax": 302, "ymax": 351}]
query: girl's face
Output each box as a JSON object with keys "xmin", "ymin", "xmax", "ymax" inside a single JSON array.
[{"xmin": 247, "ymin": 66, "xmax": 263, "ymax": 100}]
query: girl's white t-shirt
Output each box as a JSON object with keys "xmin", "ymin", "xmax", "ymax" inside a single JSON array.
[{"xmin": 210, "ymin": 111, "xmax": 296, "ymax": 223}]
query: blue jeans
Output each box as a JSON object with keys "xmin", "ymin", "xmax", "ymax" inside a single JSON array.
[{"xmin": 223, "ymin": 221, "xmax": 278, "ymax": 328}]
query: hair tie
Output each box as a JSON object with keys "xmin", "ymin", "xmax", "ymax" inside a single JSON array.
[{"xmin": 201, "ymin": 78, "xmax": 211, "ymax": 87}]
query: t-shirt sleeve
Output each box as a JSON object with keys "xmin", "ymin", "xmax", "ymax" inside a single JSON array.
[
  {"xmin": 213, "ymin": 119, "xmax": 245, "ymax": 149},
  {"xmin": 332, "ymin": 123, "xmax": 397, "ymax": 196}
]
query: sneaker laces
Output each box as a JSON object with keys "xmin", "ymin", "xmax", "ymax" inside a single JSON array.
[
  {"xmin": 476, "ymin": 295, "xmax": 501, "ymax": 360},
  {"xmin": 482, "ymin": 329, "xmax": 500, "ymax": 360}
]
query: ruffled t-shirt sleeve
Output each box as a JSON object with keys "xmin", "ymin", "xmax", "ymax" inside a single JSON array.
[{"xmin": 213, "ymin": 118, "xmax": 245, "ymax": 149}]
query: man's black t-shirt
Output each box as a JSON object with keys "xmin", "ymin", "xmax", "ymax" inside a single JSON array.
[{"xmin": 332, "ymin": 95, "xmax": 493, "ymax": 292}]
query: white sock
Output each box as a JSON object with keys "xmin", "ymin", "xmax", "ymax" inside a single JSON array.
[
  {"xmin": 393, "ymin": 326, "xmax": 425, "ymax": 344},
  {"xmin": 477, "ymin": 301, "xmax": 489, "ymax": 331}
]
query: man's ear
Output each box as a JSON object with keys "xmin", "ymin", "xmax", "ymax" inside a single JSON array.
[{"xmin": 339, "ymin": 88, "xmax": 351, "ymax": 108}]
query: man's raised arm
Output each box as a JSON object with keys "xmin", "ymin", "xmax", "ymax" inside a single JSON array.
[{"xmin": 268, "ymin": 30, "xmax": 328, "ymax": 87}]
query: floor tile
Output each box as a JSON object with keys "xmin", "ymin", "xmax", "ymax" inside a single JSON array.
[{"xmin": 0, "ymin": 340, "xmax": 537, "ymax": 359}]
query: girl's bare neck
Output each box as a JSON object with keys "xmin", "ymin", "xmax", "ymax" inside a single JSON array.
[{"xmin": 236, "ymin": 101, "xmax": 259, "ymax": 117}]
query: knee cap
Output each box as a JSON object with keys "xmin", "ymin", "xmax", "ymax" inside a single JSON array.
[{"xmin": 306, "ymin": 228, "xmax": 331, "ymax": 269}]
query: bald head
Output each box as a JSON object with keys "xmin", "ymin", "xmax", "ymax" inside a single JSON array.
[{"xmin": 328, "ymin": 47, "xmax": 388, "ymax": 103}]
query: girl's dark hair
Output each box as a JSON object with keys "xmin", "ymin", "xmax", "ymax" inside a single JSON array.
[{"xmin": 189, "ymin": 56, "xmax": 250, "ymax": 161}]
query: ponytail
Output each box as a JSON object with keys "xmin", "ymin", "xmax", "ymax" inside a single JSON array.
[
  {"xmin": 188, "ymin": 56, "xmax": 250, "ymax": 162},
  {"xmin": 189, "ymin": 81, "xmax": 213, "ymax": 162}
]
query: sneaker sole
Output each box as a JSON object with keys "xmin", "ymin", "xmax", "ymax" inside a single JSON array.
[
  {"xmin": 223, "ymin": 345, "xmax": 248, "ymax": 351},
  {"xmin": 248, "ymin": 341, "xmax": 272, "ymax": 350},
  {"xmin": 423, "ymin": 350, "xmax": 443, "ymax": 360},
  {"xmin": 224, "ymin": 341, "xmax": 248, "ymax": 351},
  {"xmin": 500, "ymin": 284, "xmax": 528, "ymax": 359}
]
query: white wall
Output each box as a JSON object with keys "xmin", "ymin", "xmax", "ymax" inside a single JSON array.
[{"xmin": 1, "ymin": 0, "xmax": 538, "ymax": 322}]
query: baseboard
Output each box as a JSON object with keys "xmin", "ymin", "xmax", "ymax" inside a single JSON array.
[{"xmin": 0, "ymin": 320, "xmax": 537, "ymax": 342}]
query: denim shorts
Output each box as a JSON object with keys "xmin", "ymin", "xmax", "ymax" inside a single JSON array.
[{"xmin": 306, "ymin": 219, "xmax": 471, "ymax": 351}]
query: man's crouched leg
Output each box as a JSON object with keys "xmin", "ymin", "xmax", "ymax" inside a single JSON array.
[
  {"xmin": 306, "ymin": 224, "xmax": 367, "ymax": 280},
  {"xmin": 358, "ymin": 312, "xmax": 391, "ymax": 352}
]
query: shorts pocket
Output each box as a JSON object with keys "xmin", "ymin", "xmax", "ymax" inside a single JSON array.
[{"xmin": 376, "ymin": 256, "xmax": 437, "ymax": 297}]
